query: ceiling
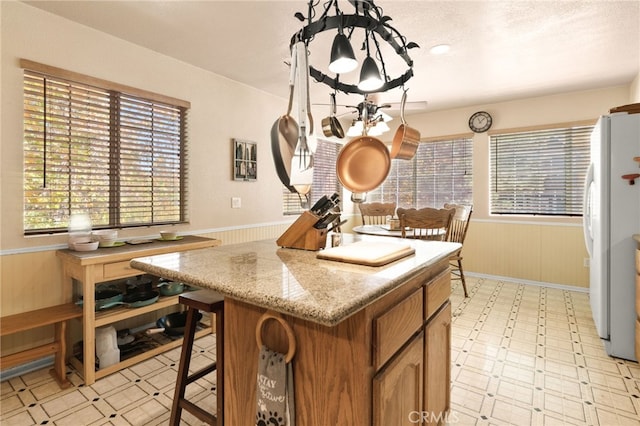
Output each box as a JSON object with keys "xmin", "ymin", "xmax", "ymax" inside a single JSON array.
[{"xmin": 22, "ymin": 0, "xmax": 640, "ymax": 117}]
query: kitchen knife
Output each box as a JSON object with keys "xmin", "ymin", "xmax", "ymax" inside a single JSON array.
[
  {"xmin": 328, "ymin": 219, "xmax": 347, "ymax": 233},
  {"xmin": 310, "ymin": 195, "xmax": 328, "ymax": 214},
  {"xmin": 314, "ymin": 213, "xmax": 341, "ymax": 229}
]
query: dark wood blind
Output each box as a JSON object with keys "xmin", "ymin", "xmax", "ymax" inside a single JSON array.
[
  {"xmin": 368, "ymin": 138, "xmax": 473, "ymax": 208},
  {"xmin": 490, "ymin": 124, "xmax": 592, "ymax": 216},
  {"xmin": 23, "ymin": 66, "xmax": 189, "ymax": 234}
]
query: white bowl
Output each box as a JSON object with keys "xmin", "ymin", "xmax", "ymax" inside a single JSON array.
[
  {"xmin": 92, "ymin": 230, "xmax": 118, "ymax": 240},
  {"xmin": 98, "ymin": 238, "xmax": 118, "ymax": 247},
  {"xmin": 160, "ymin": 231, "xmax": 178, "ymax": 240},
  {"xmin": 72, "ymin": 241, "xmax": 99, "ymax": 251}
]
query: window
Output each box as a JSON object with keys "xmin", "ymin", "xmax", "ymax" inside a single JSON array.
[
  {"xmin": 22, "ymin": 60, "xmax": 189, "ymax": 234},
  {"xmin": 283, "ymin": 139, "xmax": 341, "ymax": 214},
  {"xmin": 368, "ymin": 137, "xmax": 473, "ymax": 208},
  {"xmin": 490, "ymin": 123, "xmax": 592, "ymax": 216}
]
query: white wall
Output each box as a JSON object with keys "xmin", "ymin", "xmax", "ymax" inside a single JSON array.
[
  {"xmin": 400, "ymin": 86, "xmax": 631, "ymax": 223},
  {"xmin": 1, "ymin": 1, "xmax": 292, "ymax": 251},
  {"xmin": 1, "ymin": 1, "xmax": 637, "ymax": 252}
]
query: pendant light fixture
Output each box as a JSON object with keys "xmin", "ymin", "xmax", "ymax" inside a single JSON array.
[
  {"xmin": 329, "ymin": 13, "xmax": 357, "ymax": 74},
  {"xmin": 357, "ymin": 35, "xmax": 383, "ymax": 91},
  {"xmin": 290, "ymin": 0, "xmax": 419, "ymax": 95},
  {"xmin": 329, "ymin": 33, "xmax": 357, "ymax": 73}
]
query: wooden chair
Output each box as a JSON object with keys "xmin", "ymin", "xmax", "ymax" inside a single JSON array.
[
  {"xmin": 358, "ymin": 202, "xmax": 396, "ymax": 225},
  {"xmin": 396, "ymin": 207, "xmax": 454, "ymax": 241},
  {"xmin": 444, "ymin": 203, "xmax": 473, "ymax": 298}
]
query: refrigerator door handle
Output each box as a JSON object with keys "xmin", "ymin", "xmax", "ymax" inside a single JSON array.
[{"xmin": 582, "ymin": 162, "xmax": 594, "ymax": 257}]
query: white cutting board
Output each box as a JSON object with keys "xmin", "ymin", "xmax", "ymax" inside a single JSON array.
[{"xmin": 317, "ymin": 241, "xmax": 415, "ymax": 266}]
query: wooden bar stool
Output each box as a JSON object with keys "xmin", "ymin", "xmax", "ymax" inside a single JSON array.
[{"xmin": 170, "ymin": 290, "xmax": 224, "ymax": 426}]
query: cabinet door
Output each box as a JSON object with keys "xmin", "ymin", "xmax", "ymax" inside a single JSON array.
[
  {"xmin": 373, "ymin": 331, "xmax": 424, "ymax": 426},
  {"xmin": 424, "ymin": 302, "xmax": 451, "ymax": 425}
]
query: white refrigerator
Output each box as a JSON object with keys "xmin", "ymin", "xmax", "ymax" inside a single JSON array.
[{"xmin": 583, "ymin": 112, "xmax": 640, "ymax": 362}]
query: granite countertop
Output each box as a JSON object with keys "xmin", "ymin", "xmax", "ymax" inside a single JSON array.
[{"xmin": 130, "ymin": 234, "xmax": 460, "ymax": 326}]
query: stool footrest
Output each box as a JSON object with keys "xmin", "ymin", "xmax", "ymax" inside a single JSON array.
[
  {"xmin": 186, "ymin": 362, "xmax": 217, "ymax": 385},
  {"xmin": 179, "ymin": 399, "xmax": 217, "ymax": 425}
]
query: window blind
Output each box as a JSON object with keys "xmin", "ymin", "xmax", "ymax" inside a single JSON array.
[
  {"xmin": 368, "ymin": 138, "xmax": 473, "ymax": 208},
  {"xmin": 490, "ymin": 125, "xmax": 592, "ymax": 216},
  {"xmin": 283, "ymin": 139, "xmax": 341, "ymax": 214},
  {"xmin": 23, "ymin": 68, "xmax": 188, "ymax": 234}
]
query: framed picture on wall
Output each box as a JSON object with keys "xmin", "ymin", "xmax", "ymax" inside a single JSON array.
[{"xmin": 233, "ymin": 139, "xmax": 257, "ymax": 181}]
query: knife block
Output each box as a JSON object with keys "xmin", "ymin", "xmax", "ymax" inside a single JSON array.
[{"xmin": 277, "ymin": 211, "xmax": 327, "ymax": 251}]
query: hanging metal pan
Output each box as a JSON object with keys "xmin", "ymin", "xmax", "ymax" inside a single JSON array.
[
  {"xmin": 390, "ymin": 89, "xmax": 420, "ymax": 160},
  {"xmin": 322, "ymin": 93, "xmax": 345, "ymax": 138},
  {"xmin": 271, "ymin": 46, "xmax": 299, "ymax": 192},
  {"xmin": 336, "ymin": 135, "xmax": 391, "ymax": 193}
]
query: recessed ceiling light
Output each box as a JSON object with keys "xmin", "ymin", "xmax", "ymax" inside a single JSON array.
[{"xmin": 429, "ymin": 44, "xmax": 451, "ymax": 55}]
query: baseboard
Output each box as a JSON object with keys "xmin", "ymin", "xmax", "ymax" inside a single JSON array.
[{"xmin": 466, "ymin": 271, "xmax": 589, "ymax": 293}]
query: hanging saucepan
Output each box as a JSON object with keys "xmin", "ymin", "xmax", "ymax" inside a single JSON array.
[
  {"xmin": 390, "ymin": 88, "xmax": 420, "ymax": 160},
  {"xmin": 271, "ymin": 45, "xmax": 299, "ymax": 193},
  {"xmin": 336, "ymin": 104, "xmax": 391, "ymax": 193},
  {"xmin": 322, "ymin": 93, "xmax": 344, "ymax": 138}
]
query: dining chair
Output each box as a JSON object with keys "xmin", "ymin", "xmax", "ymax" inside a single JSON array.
[
  {"xmin": 444, "ymin": 203, "xmax": 473, "ymax": 298},
  {"xmin": 396, "ymin": 207, "xmax": 454, "ymax": 241},
  {"xmin": 358, "ymin": 202, "xmax": 397, "ymax": 225}
]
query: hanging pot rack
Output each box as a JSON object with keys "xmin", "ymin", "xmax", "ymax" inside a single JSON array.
[{"xmin": 289, "ymin": 0, "xmax": 419, "ymax": 96}]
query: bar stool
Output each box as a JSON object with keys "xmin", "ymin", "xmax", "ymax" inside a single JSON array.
[{"xmin": 170, "ymin": 290, "xmax": 224, "ymax": 426}]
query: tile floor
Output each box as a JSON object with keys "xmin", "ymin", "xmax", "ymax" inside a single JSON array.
[{"xmin": 1, "ymin": 277, "xmax": 639, "ymax": 425}]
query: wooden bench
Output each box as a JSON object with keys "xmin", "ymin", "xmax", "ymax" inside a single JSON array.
[{"xmin": 1, "ymin": 303, "xmax": 83, "ymax": 389}]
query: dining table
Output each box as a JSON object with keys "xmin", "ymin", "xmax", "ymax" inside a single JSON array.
[{"xmin": 352, "ymin": 224, "xmax": 446, "ymax": 239}]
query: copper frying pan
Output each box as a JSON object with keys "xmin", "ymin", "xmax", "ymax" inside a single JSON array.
[
  {"xmin": 336, "ymin": 135, "xmax": 391, "ymax": 193},
  {"xmin": 390, "ymin": 89, "xmax": 420, "ymax": 160}
]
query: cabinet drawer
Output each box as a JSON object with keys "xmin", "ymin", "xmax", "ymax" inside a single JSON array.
[
  {"xmin": 373, "ymin": 287, "xmax": 423, "ymax": 370},
  {"xmin": 425, "ymin": 270, "xmax": 451, "ymax": 320},
  {"xmin": 103, "ymin": 260, "xmax": 142, "ymax": 280}
]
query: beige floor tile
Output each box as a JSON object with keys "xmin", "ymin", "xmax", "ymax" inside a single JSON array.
[{"xmin": 3, "ymin": 278, "xmax": 639, "ymax": 425}]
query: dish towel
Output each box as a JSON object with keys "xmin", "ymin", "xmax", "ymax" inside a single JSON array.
[{"xmin": 256, "ymin": 345, "xmax": 295, "ymax": 426}]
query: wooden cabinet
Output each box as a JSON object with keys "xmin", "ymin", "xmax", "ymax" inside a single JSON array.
[
  {"xmin": 373, "ymin": 332, "xmax": 424, "ymax": 426},
  {"xmin": 56, "ymin": 235, "xmax": 220, "ymax": 385},
  {"xmin": 424, "ymin": 302, "xmax": 452, "ymax": 425},
  {"xmin": 224, "ymin": 257, "xmax": 452, "ymax": 425}
]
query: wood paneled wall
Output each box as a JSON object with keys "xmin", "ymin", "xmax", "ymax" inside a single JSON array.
[
  {"xmin": 463, "ymin": 221, "xmax": 588, "ymax": 287},
  {"xmin": 1, "ymin": 220, "xmax": 586, "ymax": 359}
]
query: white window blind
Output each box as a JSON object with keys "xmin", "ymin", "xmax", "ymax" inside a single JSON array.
[
  {"xmin": 490, "ymin": 124, "xmax": 592, "ymax": 216},
  {"xmin": 368, "ymin": 138, "xmax": 473, "ymax": 208},
  {"xmin": 23, "ymin": 66, "xmax": 189, "ymax": 234},
  {"xmin": 283, "ymin": 139, "xmax": 341, "ymax": 214}
]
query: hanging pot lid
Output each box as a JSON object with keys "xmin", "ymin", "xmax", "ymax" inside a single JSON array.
[{"xmin": 336, "ymin": 135, "xmax": 391, "ymax": 193}]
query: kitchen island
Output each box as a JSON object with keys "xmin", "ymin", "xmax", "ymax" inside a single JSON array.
[{"xmin": 131, "ymin": 234, "xmax": 460, "ymax": 425}]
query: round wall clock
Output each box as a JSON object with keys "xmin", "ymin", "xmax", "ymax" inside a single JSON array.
[{"xmin": 468, "ymin": 111, "xmax": 492, "ymax": 133}]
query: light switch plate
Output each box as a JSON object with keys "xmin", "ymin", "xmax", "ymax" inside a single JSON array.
[{"xmin": 231, "ymin": 197, "xmax": 241, "ymax": 209}]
